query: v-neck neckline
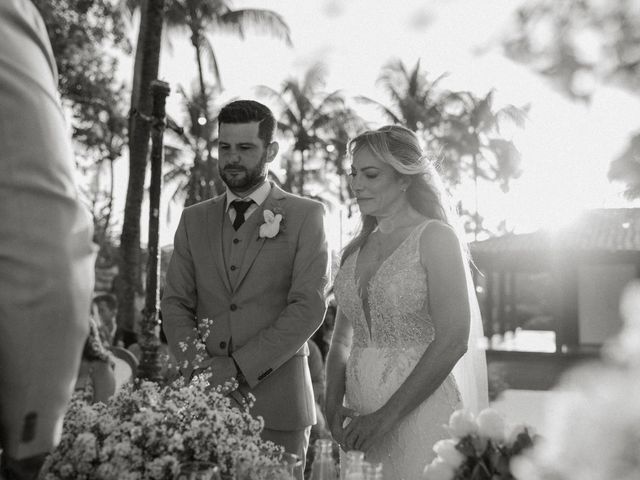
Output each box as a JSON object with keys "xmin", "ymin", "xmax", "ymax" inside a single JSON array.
[{"xmin": 353, "ymin": 224, "xmax": 422, "ymax": 340}]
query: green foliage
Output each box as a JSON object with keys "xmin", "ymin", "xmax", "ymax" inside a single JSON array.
[
  {"xmin": 33, "ymin": 0, "xmax": 131, "ymax": 246},
  {"xmin": 502, "ymin": 0, "xmax": 640, "ymax": 198},
  {"xmin": 608, "ymin": 130, "xmax": 640, "ymax": 199},
  {"xmin": 163, "ymin": 82, "xmax": 225, "ymax": 207},
  {"xmin": 436, "ymin": 90, "xmax": 528, "ymax": 192},
  {"xmin": 132, "ymin": 0, "xmax": 294, "ymax": 206},
  {"xmin": 503, "ymin": 0, "xmax": 640, "ymax": 101},
  {"xmin": 359, "ymin": 59, "xmax": 528, "ymax": 236},
  {"xmin": 452, "ymin": 429, "xmax": 536, "ymax": 480},
  {"xmin": 33, "ymin": 0, "xmax": 131, "ymax": 110},
  {"xmin": 162, "ymin": 0, "xmax": 291, "ymax": 89},
  {"xmin": 358, "ymin": 59, "xmax": 449, "ymax": 132},
  {"xmin": 257, "ymin": 62, "xmax": 366, "ymax": 198}
]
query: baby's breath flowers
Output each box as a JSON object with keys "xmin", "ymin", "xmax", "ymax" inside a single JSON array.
[{"xmin": 41, "ymin": 374, "xmax": 281, "ymax": 480}]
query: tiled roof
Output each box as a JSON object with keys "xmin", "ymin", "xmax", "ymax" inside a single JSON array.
[{"xmin": 471, "ymin": 208, "xmax": 640, "ymax": 254}]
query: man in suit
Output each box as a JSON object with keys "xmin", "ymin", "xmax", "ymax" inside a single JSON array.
[
  {"xmin": 0, "ymin": 1, "xmax": 95, "ymax": 478},
  {"xmin": 162, "ymin": 100, "xmax": 329, "ymax": 477}
]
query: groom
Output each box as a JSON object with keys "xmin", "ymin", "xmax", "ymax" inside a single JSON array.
[{"xmin": 162, "ymin": 100, "xmax": 329, "ymax": 474}]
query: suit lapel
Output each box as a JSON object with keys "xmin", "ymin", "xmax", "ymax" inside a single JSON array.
[
  {"xmin": 234, "ymin": 184, "xmax": 287, "ymax": 290},
  {"xmin": 206, "ymin": 195, "xmax": 232, "ymax": 293}
]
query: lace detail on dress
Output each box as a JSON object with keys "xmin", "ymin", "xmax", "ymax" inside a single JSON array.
[
  {"xmin": 335, "ymin": 224, "xmax": 435, "ymax": 350},
  {"xmin": 334, "ymin": 221, "xmax": 462, "ymax": 480}
]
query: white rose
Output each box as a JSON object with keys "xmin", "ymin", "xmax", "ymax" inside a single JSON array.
[
  {"xmin": 259, "ymin": 210, "xmax": 282, "ymax": 238},
  {"xmin": 447, "ymin": 409, "xmax": 478, "ymax": 438},
  {"xmin": 477, "ymin": 408, "xmax": 506, "ymax": 442},
  {"xmin": 433, "ymin": 439, "xmax": 465, "ymax": 468},
  {"xmin": 423, "ymin": 459, "xmax": 455, "ymax": 480}
]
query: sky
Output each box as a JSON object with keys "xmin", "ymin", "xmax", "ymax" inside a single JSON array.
[{"xmin": 109, "ymin": 0, "xmax": 640, "ymax": 246}]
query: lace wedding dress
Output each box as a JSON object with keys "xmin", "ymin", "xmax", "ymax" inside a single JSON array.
[{"xmin": 333, "ymin": 222, "xmax": 464, "ymax": 480}]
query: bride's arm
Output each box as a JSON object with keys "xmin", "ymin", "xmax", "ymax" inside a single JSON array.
[
  {"xmin": 343, "ymin": 221, "xmax": 470, "ymax": 452},
  {"xmin": 324, "ymin": 307, "xmax": 354, "ymax": 446}
]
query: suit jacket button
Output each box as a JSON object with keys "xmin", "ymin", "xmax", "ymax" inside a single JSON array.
[
  {"xmin": 219, "ymin": 341, "xmax": 226, "ymax": 349},
  {"xmin": 233, "ymin": 238, "xmax": 240, "ymax": 244},
  {"xmin": 230, "ymin": 304, "xmax": 237, "ymax": 311},
  {"xmin": 230, "ymin": 265, "xmax": 237, "ymax": 271}
]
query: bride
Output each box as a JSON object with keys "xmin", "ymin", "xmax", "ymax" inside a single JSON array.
[{"xmin": 325, "ymin": 125, "xmax": 488, "ymax": 480}]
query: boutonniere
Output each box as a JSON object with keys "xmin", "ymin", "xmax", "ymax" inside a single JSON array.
[{"xmin": 258, "ymin": 209, "xmax": 284, "ymax": 239}]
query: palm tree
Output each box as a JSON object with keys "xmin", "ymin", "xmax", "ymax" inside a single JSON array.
[
  {"xmin": 162, "ymin": 82, "xmax": 226, "ymax": 207},
  {"xmin": 118, "ymin": 0, "xmax": 291, "ymax": 336},
  {"xmin": 118, "ymin": 0, "xmax": 165, "ymax": 345},
  {"xmin": 358, "ymin": 58, "xmax": 527, "ymax": 237},
  {"xmin": 438, "ymin": 90, "xmax": 528, "ymax": 239},
  {"xmin": 356, "ymin": 59, "xmax": 449, "ymax": 132},
  {"xmin": 156, "ymin": 0, "xmax": 293, "ymax": 203},
  {"xmin": 257, "ymin": 63, "xmax": 360, "ymax": 194},
  {"xmin": 164, "ymin": 0, "xmax": 291, "ymax": 124}
]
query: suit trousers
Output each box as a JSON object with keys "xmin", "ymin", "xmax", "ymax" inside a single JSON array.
[{"xmin": 261, "ymin": 426, "xmax": 311, "ymax": 480}]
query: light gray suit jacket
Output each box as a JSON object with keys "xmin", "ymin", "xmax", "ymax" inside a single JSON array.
[
  {"xmin": 0, "ymin": 0, "xmax": 95, "ymax": 459},
  {"xmin": 162, "ymin": 184, "xmax": 329, "ymax": 430}
]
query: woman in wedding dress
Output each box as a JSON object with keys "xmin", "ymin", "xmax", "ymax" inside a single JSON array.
[{"xmin": 325, "ymin": 125, "xmax": 488, "ymax": 480}]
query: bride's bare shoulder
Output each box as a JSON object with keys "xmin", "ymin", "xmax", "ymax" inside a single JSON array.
[{"xmin": 418, "ymin": 220, "xmax": 463, "ymax": 265}]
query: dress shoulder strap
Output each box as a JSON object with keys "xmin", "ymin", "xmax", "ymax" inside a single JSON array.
[{"xmin": 414, "ymin": 218, "xmax": 445, "ymax": 238}]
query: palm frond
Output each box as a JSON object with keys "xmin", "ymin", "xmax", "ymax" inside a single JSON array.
[
  {"xmin": 201, "ymin": 36, "xmax": 222, "ymax": 87},
  {"xmin": 302, "ymin": 63, "xmax": 328, "ymax": 94},
  {"xmin": 354, "ymin": 95, "xmax": 403, "ymax": 124},
  {"xmin": 212, "ymin": 9, "xmax": 292, "ymax": 46},
  {"xmin": 313, "ymin": 89, "xmax": 346, "ymax": 112},
  {"xmin": 408, "ymin": 59, "xmax": 422, "ymax": 96},
  {"xmin": 495, "ymin": 104, "xmax": 529, "ymax": 131}
]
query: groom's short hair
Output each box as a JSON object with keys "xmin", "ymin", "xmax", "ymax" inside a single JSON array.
[{"xmin": 218, "ymin": 100, "xmax": 276, "ymax": 146}]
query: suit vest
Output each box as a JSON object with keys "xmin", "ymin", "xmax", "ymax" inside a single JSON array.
[{"xmin": 221, "ymin": 208, "xmax": 259, "ymax": 289}]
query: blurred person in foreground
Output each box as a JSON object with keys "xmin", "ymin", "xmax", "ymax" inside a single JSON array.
[
  {"xmin": 0, "ymin": 1, "xmax": 95, "ymax": 478},
  {"xmin": 325, "ymin": 125, "xmax": 488, "ymax": 480},
  {"xmin": 162, "ymin": 100, "xmax": 329, "ymax": 479}
]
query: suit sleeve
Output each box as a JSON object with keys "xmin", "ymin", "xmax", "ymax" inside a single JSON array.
[
  {"xmin": 0, "ymin": 0, "xmax": 94, "ymax": 459},
  {"xmin": 232, "ymin": 202, "xmax": 330, "ymax": 388},
  {"xmin": 161, "ymin": 211, "xmax": 202, "ymax": 381}
]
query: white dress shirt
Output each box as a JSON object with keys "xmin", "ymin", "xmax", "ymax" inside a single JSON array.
[{"xmin": 225, "ymin": 181, "xmax": 272, "ymax": 225}]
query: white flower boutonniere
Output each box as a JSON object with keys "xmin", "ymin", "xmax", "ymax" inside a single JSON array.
[{"xmin": 259, "ymin": 209, "xmax": 283, "ymax": 239}]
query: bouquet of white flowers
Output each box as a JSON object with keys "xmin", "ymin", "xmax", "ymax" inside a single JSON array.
[
  {"xmin": 423, "ymin": 408, "xmax": 536, "ymax": 480},
  {"xmin": 40, "ymin": 375, "xmax": 282, "ymax": 480}
]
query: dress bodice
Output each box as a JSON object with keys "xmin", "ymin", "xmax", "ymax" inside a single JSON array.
[
  {"xmin": 334, "ymin": 222, "xmax": 435, "ymax": 349},
  {"xmin": 334, "ymin": 220, "xmax": 462, "ymax": 480}
]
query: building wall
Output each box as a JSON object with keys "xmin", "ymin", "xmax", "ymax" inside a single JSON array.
[{"xmin": 578, "ymin": 263, "xmax": 636, "ymax": 345}]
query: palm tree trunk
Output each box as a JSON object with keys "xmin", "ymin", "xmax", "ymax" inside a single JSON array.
[
  {"xmin": 104, "ymin": 157, "xmax": 114, "ymax": 239},
  {"xmin": 473, "ymin": 153, "xmax": 479, "ymax": 242},
  {"xmin": 129, "ymin": 1, "xmax": 146, "ymax": 138},
  {"xmin": 284, "ymin": 154, "xmax": 294, "ymax": 192},
  {"xmin": 299, "ymin": 149, "xmax": 306, "ymax": 194},
  {"xmin": 117, "ymin": 0, "xmax": 165, "ymax": 347},
  {"xmin": 192, "ymin": 33, "xmax": 209, "ymax": 122},
  {"xmin": 139, "ymin": 80, "xmax": 171, "ymax": 382}
]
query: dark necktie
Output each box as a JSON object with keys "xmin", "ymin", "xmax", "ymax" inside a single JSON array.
[{"xmin": 231, "ymin": 199, "xmax": 253, "ymax": 230}]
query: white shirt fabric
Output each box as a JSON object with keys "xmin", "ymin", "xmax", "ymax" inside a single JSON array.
[{"xmin": 225, "ymin": 181, "xmax": 272, "ymax": 225}]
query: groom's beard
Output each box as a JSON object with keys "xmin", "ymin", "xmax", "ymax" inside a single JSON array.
[{"xmin": 220, "ymin": 154, "xmax": 268, "ymax": 193}]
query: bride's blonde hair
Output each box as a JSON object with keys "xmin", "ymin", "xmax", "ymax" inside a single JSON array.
[{"xmin": 341, "ymin": 125, "xmax": 463, "ymax": 265}]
